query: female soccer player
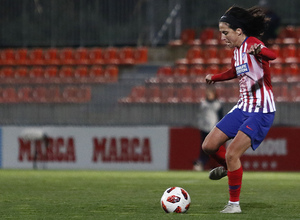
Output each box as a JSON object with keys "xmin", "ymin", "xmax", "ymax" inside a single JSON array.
[{"xmin": 202, "ymin": 6, "xmax": 276, "ymax": 213}]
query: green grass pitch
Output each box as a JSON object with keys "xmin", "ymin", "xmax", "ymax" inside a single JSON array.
[{"xmin": 0, "ymin": 170, "xmax": 299, "ymax": 219}]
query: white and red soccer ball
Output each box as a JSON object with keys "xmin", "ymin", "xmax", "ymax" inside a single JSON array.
[{"xmin": 160, "ymin": 187, "xmax": 191, "ymax": 213}]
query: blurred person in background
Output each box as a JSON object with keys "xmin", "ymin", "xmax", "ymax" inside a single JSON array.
[
  {"xmin": 203, "ymin": 5, "xmax": 276, "ymax": 213},
  {"xmin": 194, "ymin": 86, "xmax": 223, "ymax": 171}
]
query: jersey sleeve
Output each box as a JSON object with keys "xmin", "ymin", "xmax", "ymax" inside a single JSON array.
[{"xmin": 211, "ymin": 64, "xmax": 237, "ymax": 82}]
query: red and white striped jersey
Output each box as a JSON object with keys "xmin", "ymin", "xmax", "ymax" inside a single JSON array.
[{"xmin": 233, "ymin": 37, "xmax": 276, "ymax": 113}]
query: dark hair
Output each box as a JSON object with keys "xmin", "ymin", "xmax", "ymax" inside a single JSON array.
[{"xmin": 220, "ymin": 6, "xmax": 270, "ymax": 38}]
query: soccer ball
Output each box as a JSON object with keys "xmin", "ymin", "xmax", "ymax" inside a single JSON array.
[{"xmin": 160, "ymin": 187, "xmax": 191, "ymax": 213}]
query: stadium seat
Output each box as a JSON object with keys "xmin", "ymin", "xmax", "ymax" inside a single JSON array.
[
  {"xmin": 193, "ymin": 85, "xmax": 206, "ymax": 102},
  {"xmin": 0, "ymin": 67, "xmax": 14, "ymax": 83},
  {"xmin": 29, "ymin": 67, "xmax": 45, "ymax": 83},
  {"xmin": 103, "ymin": 47, "xmax": 119, "ymax": 65},
  {"xmin": 173, "ymin": 65, "xmax": 189, "ymax": 83},
  {"xmin": 118, "ymin": 47, "xmax": 135, "ymax": 65},
  {"xmin": 47, "ymin": 86, "xmax": 62, "ymax": 102},
  {"xmin": 44, "ymin": 66, "xmax": 58, "ymax": 83},
  {"xmin": 1, "ymin": 49, "xmax": 16, "ymax": 65},
  {"xmin": 44, "ymin": 48, "xmax": 60, "ymax": 65},
  {"xmin": 169, "ymin": 29, "xmax": 196, "ymax": 46},
  {"xmin": 204, "ymin": 46, "xmax": 220, "ymax": 64},
  {"xmin": 176, "ymin": 46, "xmax": 204, "ymax": 65},
  {"xmin": 194, "ymin": 27, "xmax": 219, "ymax": 45},
  {"xmin": 179, "ymin": 85, "xmax": 193, "ymax": 103},
  {"xmin": 189, "ymin": 65, "xmax": 205, "ymax": 83},
  {"xmin": 290, "ymin": 83, "xmax": 300, "ymax": 102},
  {"xmin": 155, "ymin": 66, "xmax": 173, "ymax": 83},
  {"xmin": 74, "ymin": 47, "xmax": 90, "ymax": 65},
  {"xmin": 18, "ymin": 86, "xmax": 33, "ymax": 102},
  {"xmin": 14, "ymin": 67, "xmax": 29, "ymax": 83},
  {"xmin": 103, "ymin": 65, "xmax": 118, "ymax": 82},
  {"xmin": 89, "ymin": 48, "xmax": 104, "ymax": 65},
  {"xmin": 147, "ymin": 86, "xmax": 161, "ymax": 103},
  {"xmin": 59, "ymin": 48, "xmax": 75, "ymax": 65},
  {"xmin": 269, "ymin": 44, "xmax": 283, "ymax": 63},
  {"xmin": 29, "ymin": 48, "xmax": 45, "ymax": 65},
  {"xmin": 218, "ymin": 47, "xmax": 233, "ymax": 64},
  {"xmin": 128, "ymin": 86, "xmax": 146, "ymax": 103},
  {"xmin": 273, "ymin": 83, "xmax": 289, "ymax": 102},
  {"xmin": 3, "ymin": 87, "xmax": 17, "ymax": 103},
  {"xmin": 282, "ymin": 44, "xmax": 298, "ymax": 63},
  {"xmin": 74, "ymin": 66, "xmax": 89, "ymax": 82},
  {"xmin": 134, "ymin": 47, "xmax": 148, "ymax": 64},
  {"xmin": 77, "ymin": 86, "xmax": 92, "ymax": 103},
  {"xmin": 58, "ymin": 66, "xmax": 74, "ymax": 83},
  {"xmin": 15, "ymin": 48, "xmax": 29, "ymax": 65},
  {"xmin": 205, "ymin": 64, "xmax": 220, "ymax": 75},
  {"xmin": 278, "ymin": 26, "xmax": 297, "ymax": 44},
  {"xmin": 285, "ymin": 63, "xmax": 300, "ymax": 82},
  {"xmin": 32, "ymin": 86, "xmax": 47, "ymax": 102},
  {"xmin": 161, "ymin": 86, "xmax": 179, "ymax": 103}
]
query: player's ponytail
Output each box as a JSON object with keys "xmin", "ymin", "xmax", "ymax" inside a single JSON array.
[{"xmin": 220, "ymin": 6, "xmax": 269, "ymax": 39}]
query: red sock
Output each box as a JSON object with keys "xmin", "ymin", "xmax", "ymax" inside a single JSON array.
[
  {"xmin": 209, "ymin": 145, "xmax": 227, "ymax": 169},
  {"xmin": 227, "ymin": 166, "xmax": 243, "ymax": 202}
]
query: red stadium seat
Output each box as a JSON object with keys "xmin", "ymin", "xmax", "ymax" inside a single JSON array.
[
  {"xmin": 204, "ymin": 46, "xmax": 220, "ymax": 64},
  {"xmin": 118, "ymin": 47, "xmax": 135, "ymax": 65},
  {"xmin": 205, "ymin": 64, "xmax": 220, "ymax": 75},
  {"xmin": 193, "ymin": 85, "xmax": 206, "ymax": 102},
  {"xmin": 32, "ymin": 86, "xmax": 48, "ymax": 102},
  {"xmin": 169, "ymin": 29, "xmax": 196, "ymax": 46},
  {"xmin": 147, "ymin": 86, "xmax": 161, "ymax": 103},
  {"xmin": 104, "ymin": 65, "xmax": 118, "ymax": 82},
  {"xmin": 59, "ymin": 48, "xmax": 75, "ymax": 65},
  {"xmin": 28, "ymin": 67, "xmax": 45, "ymax": 83},
  {"xmin": 29, "ymin": 48, "xmax": 45, "ymax": 65},
  {"xmin": 128, "ymin": 86, "xmax": 147, "ymax": 103},
  {"xmin": 44, "ymin": 66, "xmax": 58, "ymax": 83},
  {"xmin": 74, "ymin": 47, "xmax": 90, "ymax": 65},
  {"xmin": 161, "ymin": 86, "xmax": 179, "ymax": 103},
  {"xmin": 74, "ymin": 66, "xmax": 89, "ymax": 82},
  {"xmin": 134, "ymin": 47, "xmax": 148, "ymax": 64},
  {"xmin": 179, "ymin": 85, "xmax": 193, "ymax": 103},
  {"xmin": 3, "ymin": 87, "xmax": 17, "ymax": 103},
  {"xmin": 89, "ymin": 48, "xmax": 104, "ymax": 65},
  {"xmin": 1, "ymin": 49, "xmax": 16, "ymax": 65},
  {"xmin": 176, "ymin": 46, "xmax": 203, "ymax": 65},
  {"xmin": 103, "ymin": 47, "xmax": 119, "ymax": 65},
  {"xmin": 282, "ymin": 44, "xmax": 298, "ymax": 63},
  {"xmin": 0, "ymin": 67, "xmax": 14, "ymax": 82},
  {"xmin": 58, "ymin": 66, "xmax": 74, "ymax": 83},
  {"xmin": 18, "ymin": 86, "xmax": 33, "ymax": 102},
  {"xmin": 14, "ymin": 67, "xmax": 29, "ymax": 83},
  {"xmin": 44, "ymin": 48, "xmax": 60, "ymax": 65},
  {"xmin": 15, "ymin": 48, "xmax": 29, "ymax": 65}
]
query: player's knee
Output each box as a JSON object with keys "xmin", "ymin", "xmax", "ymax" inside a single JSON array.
[{"xmin": 202, "ymin": 139, "xmax": 217, "ymax": 155}]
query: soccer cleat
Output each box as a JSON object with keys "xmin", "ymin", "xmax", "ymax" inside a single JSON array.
[
  {"xmin": 220, "ymin": 203, "xmax": 242, "ymax": 213},
  {"xmin": 209, "ymin": 166, "xmax": 227, "ymax": 180}
]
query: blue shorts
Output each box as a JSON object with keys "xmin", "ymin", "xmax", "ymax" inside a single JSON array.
[{"xmin": 216, "ymin": 107, "xmax": 275, "ymax": 150}]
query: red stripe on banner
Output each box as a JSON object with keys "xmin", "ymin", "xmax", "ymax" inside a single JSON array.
[{"xmin": 169, "ymin": 127, "xmax": 200, "ymax": 170}]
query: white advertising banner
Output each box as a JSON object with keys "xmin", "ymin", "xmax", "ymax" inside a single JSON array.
[{"xmin": 1, "ymin": 126, "xmax": 169, "ymax": 170}]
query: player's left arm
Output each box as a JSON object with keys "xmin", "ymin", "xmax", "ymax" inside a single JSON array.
[{"xmin": 247, "ymin": 43, "xmax": 276, "ymax": 61}]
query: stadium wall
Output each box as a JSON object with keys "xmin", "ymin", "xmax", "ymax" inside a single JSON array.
[{"xmin": 0, "ymin": 126, "xmax": 299, "ymax": 171}]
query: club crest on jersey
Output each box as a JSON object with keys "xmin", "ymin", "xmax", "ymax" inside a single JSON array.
[{"xmin": 236, "ymin": 63, "xmax": 249, "ymax": 76}]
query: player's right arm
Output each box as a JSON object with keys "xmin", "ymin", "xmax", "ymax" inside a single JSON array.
[{"xmin": 206, "ymin": 68, "xmax": 237, "ymax": 84}]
